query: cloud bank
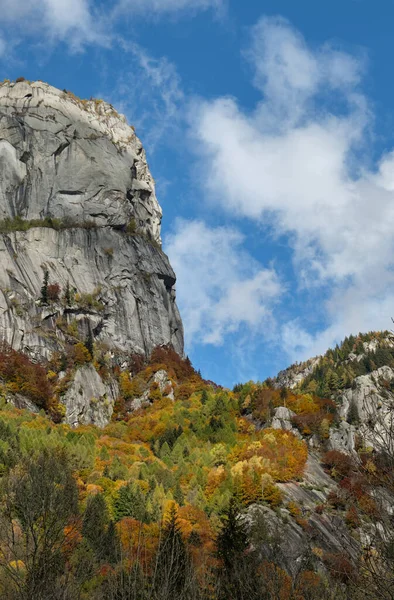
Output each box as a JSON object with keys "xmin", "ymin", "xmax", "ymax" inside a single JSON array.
[
  {"xmin": 188, "ymin": 16, "xmax": 394, "ymax": 359},
  {"xmin": 165, "ymin": 220, "xmax": 282, "ymax": 346}
]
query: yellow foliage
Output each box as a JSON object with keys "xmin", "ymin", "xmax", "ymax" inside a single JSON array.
[
  {"xmin": 86, "ymin": 483, "xmax": 103, "ymax": 495},
  {"xmin": 9, "ymin": 560, "xmax": 25, "ymax": 571}
]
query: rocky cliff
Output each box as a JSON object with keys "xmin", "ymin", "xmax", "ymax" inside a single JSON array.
[{"xmin": 0, "ymin": 80, "xmax": 183, "ymax": 364}]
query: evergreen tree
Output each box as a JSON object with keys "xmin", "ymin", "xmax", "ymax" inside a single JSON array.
[
  {"xmin": 347, "ymin": 399, "xmax": 360, "ymax": 425},
  {"xmin": 113, "ymin": 482, "xmax": 149, "ymax": 522},
  {"xmin": 173, "ymin": 481, "xmax": 184, "ymax": 506},
  {"xmin": 201, "ymin": 389, "xmax": 208, "ymax": 405},
  {"xmin": 151, "ymin": 505, "xmax": 191, "ymax": 599},
  {"xmin": 64, "ymin": 280, "xmax": 71, "ymax": 306},
  {"xmin": 102, "ymin": 520, "xmax": 120, "ymax": 565},
  {"xmin": 85, "ymin": 327, "xmax": 94, "ymax": 359},
  {"xmin": 82, "ymin": 493, "xmax": 109, "ymax": 559},
  {"xmin": 216, "ymin": 497, "xmax": 248, "ymax": 571},
  {"xmin": 215, "ymin": 497, "xmax": 260, "ymax": 600},
  {"xmin": 40, "ymin": 269, "xmax": 49, "ymax": 305}
]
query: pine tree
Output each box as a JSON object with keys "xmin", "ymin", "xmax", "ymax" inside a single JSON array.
[
  {"xmin": 40, "ymin": 270, "xmax": 49, "ymax": 305},
  {"xmin": 173, "ymin": 481, "xmax": 184, "ymax": 506},
  {"xmin": 82, "ymin": 493, "xmax": 109, "ymax": 559},
  {"xmin": 102, "ymin": 520, "xmax": 120, "ymax": 565},
  {"xmin": 216, "ymin": 497, "xmax": 248, "ymax": 571},
  {"xmin": 347, "ymin": 399, "xmax": 360, "ymax": 425},
  {"xmin": 201, "ymin": 389, "xmax": 209, "ymax": 405},
  {"xmin": 152, "ymin": 505, "xmax": 190, "ymax": 599},
  {"xmin": 64, "ymin": 280, "xmax": 71, "ymax": 306},
  {"xmin": 215, "ymin": 497, "xmax": 259, "ymax": 600},
  {"xmin": 85, "ymin": 328, "xmax": 94, "ymax": 359},
  {"xmin": 113, "ymin": 482, "xmax": 148, "ymax": 523}
]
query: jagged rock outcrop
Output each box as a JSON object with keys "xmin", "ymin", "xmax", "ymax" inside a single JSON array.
[
  {"xmin": 0, "ymin": 80, "xmax": 184, "ymax": 364},
  {"xmin": 271, "ymin": 406, "xmax": 299, "ymax": 435},
  {"xmin": 61, "ymin": 364, "xmax": 118, "ymax": 428},
  {"xmin": 246, "ymin": 455, "xmax": 359, "ymax": 577},
  {"xmin": 274, "ymin": 356, "xmax": 321, "ymax": 389},
  {"xmin": 329, "ymin": 365, "xmax": 394, "ymax": 454}
]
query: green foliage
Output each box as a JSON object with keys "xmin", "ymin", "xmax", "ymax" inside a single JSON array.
[
  {"xmin": 216, "ymin": 497, "xmax": 248, "ymax": 570},
  {"xmin": 347, "ymin": 399, "xmax": 360, "ymax": 425},
  {"xmin": 113, "ymin": 482, "xmax": 149, "ymax": 523},
  {"xmin": 0, "ymin": 215, "xmax": 97, "ymax": 233},
  {"xmin": 82, "ymin": 493, "xmax": 109, "ymax": 557},
  {"xmin": 298, "ymin": 331, "xmax": 394, "ymax": 398},
  {"xmin": 85, "ymin": 328, "xmax": 94, "ymax": 358}
]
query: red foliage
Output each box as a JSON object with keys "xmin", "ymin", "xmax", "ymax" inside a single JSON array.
[
  {"xmin": 339, "ymin": 475, "xmax": 367, "ymax": 500},
  {"xmin": 0, "ymin": 345, "xmax": 52, "ymax": 409},
  {"xmin": 150, "ymin": 346, "xmax": 198, "ymax": 383},
  {"xmin": 345, "ymin": 505, "xmax": 360, "ymax": 529},
  {"xmin": 112, "ymin": 396, "xmax": 128, "ymax": 421},
  {"xmin": 322, "ymin": 450, "xmax": 355, "ymax": 478},
  {"xmin": 47, "ymin": 283, "xmax": 61, "ymax": 302},
  {"xmin": 327, "ymin": 490, "xmax": 346, "ymax": 510},
  {"xmin": 128, "ymin": 352, "xmax": 146, "ymax": 376},
  {"xmin": 292, "ymin": 412, "xmax": 322, "ymax": 436},
  {"xmin": 323, "ymin": 552, "xmax": 356, "ymax": 584}
]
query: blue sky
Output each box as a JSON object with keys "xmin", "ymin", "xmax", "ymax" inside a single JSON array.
[{"xmin": 2, "ymin": 0, "xmax": 394, "ymax": 386}]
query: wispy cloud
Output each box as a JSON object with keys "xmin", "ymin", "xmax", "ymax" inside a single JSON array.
[
  {"xmin": 110, "ymin": 42, "xmax": 185, "ymax": 150},
  {"xmin": 113, "ymin": 0, "xmax": 223, "ymax": 19},
  {"xmin": 165, "ymin": 219, "xmax": 282, "ymax": 346}
]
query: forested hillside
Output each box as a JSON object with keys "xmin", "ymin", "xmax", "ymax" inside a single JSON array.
[{"xmin": 0, "ymin": 335, "xmax": 393, "ymax": 599}]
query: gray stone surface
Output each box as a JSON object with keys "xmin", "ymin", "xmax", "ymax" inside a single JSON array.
[
  {"xmin": 0, "ymin": 80, "xmax": 184, "ymax": 362},
  {"xmin": 329, "ymin": 365, "xmax": 394, "ymax": 453},
  {"xmin": 246, "ymin": 454, "xmax": 359, "ymax": 576},
  {"xmin": 271, "ymin": 406, "xmax": 298, "ymax": 432},
  {"xmin": 61, "ymin": 364, "xmax": 117, "ymax": 428}
]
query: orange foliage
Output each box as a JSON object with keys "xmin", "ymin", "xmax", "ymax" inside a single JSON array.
[
  {"xmin": 259, "ymin": 561, "xmax": 292, "ymax": 600},
  {"xmin": 62, "ymin": 521, "xmax": 82, "ymax": 557},
  {"xmin": 345, "ymin": 505, "xmax": 360, "ymax": 529},
  {"xmin": 205, "ymin": 466, "xmax": 227, "ymax": 498},
  {"xmin": 117, "ymin": 518, "xmax": 160, "ymax": 570},
  {"xmin": 294, "ymin": 570, "xmax": 326, "ymax": 599},
  {"xmin": 150, "ymin": 346, "xmax": 197, "ymax": 382},
  {"xmin": 47, "ymin": 282, "xmax": 61, "ymax": 302}
]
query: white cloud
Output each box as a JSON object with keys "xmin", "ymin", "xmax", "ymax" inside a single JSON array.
[
  {"xmin": 0, "ymin": 0, "xmax": 107, "ymax": 50},
  {"xmin": 190, "ymin": 15, "xmax": 394, "ymax": 358},
  {"xmin": 0, "ymin": 0, "xmax": 221, "ymax": 54},
  {"xmin": 165, "ymin": 220, "xmax": 282, "ymax": 346}
]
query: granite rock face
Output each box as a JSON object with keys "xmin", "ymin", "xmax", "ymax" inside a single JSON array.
[
  {"xmin": 0, "ymin": 80, "xmax": 184, "ymax": 363},
  {"xmin": 329, "ymin": 365, "xmax": 394, "ymax": 454},
  {"xmin": 61, "ymin": 364, "xmax": 117, "ymax": 428}
]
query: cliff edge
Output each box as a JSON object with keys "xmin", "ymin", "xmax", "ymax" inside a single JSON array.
[{"xmin": 0, "ymin": 79, "xmax": 183, "ymax": 365}]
